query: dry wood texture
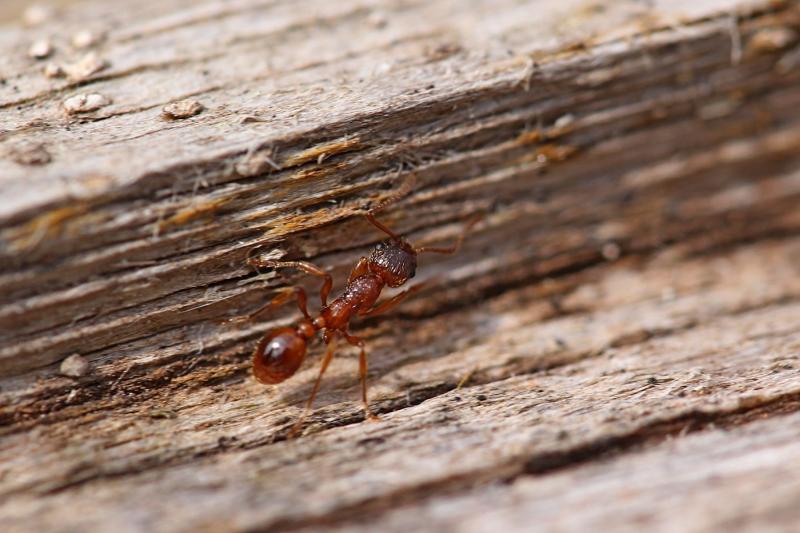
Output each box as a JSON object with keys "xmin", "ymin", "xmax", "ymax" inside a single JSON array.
[{"xmin": 1, "ymin": 0, "xmax": 800, "ymax": 531}]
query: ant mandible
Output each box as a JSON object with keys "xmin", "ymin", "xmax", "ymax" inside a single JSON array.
[{"xmin": 245, "ymin": 210, "xmax": 475, "ymax": 433}]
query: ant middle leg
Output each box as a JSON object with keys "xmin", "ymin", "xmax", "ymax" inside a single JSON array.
[
  {"xmin": 247, "ymin": 258, "xmax": 333, "ymax": 306},
  {"xmin": 289, "ymin": 333, "xmax": 338, "ymax": 437},
  {"xmin": 343, "ymin": 331, "xmax": 379, "ymax": 421}
]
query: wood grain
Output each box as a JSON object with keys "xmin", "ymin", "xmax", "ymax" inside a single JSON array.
[
  {"xmin": 1, "ymin": 0, "xmax": 800, "ymax": 531},
  {"xmin": 315, "ymin": 410, "xmax": 800, "ymax": 533}
]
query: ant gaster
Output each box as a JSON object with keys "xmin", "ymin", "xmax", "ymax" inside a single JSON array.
[{"xmin": 245, "ymin": 211, "xmax": 475, "ymax": 434}]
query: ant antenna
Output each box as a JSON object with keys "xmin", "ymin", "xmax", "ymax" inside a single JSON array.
[
  {"xmin": 415, "ymin": 214, "xmax": 482, "ymax": 255},
  {"xmin": 369, "ymin": 172, "xmax": 417, "ymax": 214},
  {"xmin": 366, "ymin": 212, "xmax": 402, "ymax": 241},
  {"xmin": 365, "ymin": 172, "xmax": 417, "ymax": 241}
]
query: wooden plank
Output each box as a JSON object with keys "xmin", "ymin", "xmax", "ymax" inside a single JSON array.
[{"xmin": 1, "ymin": 0, "xmax": 800, "ymax": 531}]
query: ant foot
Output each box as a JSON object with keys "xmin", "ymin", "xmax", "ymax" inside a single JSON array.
[
  {"xmin": 365, "ymin": 411, "xmax": 380, "ymax": 422},
  {"xmin": 287, "ymin": 420, "xmax": 306, "ymax": 439},
  {"xmin": 247, "ymin": 257, "xmax": 277, "ymax": 269}
]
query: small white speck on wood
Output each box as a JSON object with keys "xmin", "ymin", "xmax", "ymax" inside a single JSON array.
[
  {"xmin": 71, "ymin": 30, "xmax": 104, "ymax": 49},
  {"xmin": 43, "ymin": 62, "xmax": 65, "ymax": 78},
  {"xmin": 63, "ymin": 52, "xmax": 108, "ymax": 81},
  {"xmin": 59, "ymin": 354, "xmax": 90, "ymax": 378},
  {"xmin": 162, "ymin": 99, "xmax": 205, "ymax": 120},
  {"xmin": 62, "ymin": 93, "xmax": 111, "ymax": 114},
  {"xmin": 28, "ymin": 38, "xmax": 54, "ymax": 59},
  {"xmin": 22, "ymin": 4, "xmax": 53, "ymax": 26}
]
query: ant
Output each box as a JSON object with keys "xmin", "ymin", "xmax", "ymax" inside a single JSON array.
[{"xmin": 244, "ymin": 210, "xmax": 476, "ymax": 435}]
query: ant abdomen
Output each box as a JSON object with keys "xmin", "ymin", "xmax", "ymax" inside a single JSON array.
[{"xmin": 252, "ymin": 327, "xmax": 307, "ymax": 384}]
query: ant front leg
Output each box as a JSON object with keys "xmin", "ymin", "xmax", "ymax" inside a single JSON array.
[
  {"xmin": 359, "ymin": 281, "xmax": 429, "ymax": 318},
  {"xmin": 248, "ymin": 257, "xmax": 333, "ymax": 307},
  {"xmin": 348, "ymin": 257, "xmax": 370, "ymax": 283},
  {"xmin": 343, "ymin": 331, "xmax": 379, "ymax": 422}
]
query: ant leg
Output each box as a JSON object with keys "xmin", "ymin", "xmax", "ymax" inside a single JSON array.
[
  {"xmin": 359, "ymin": 282, "xmax": 428, "ymax": 318},
  {"xmin": 343, "ymin": 331, "xmax": 379, "ymax": 421},
  {"xmin": 246, "ymin": 286, "xmax": 310, "ymax": 321},
  {"xmin": 289, "ymin": 334, "xmax": 338, "ymax": 437},
  {"xmin": 306, "ymin": 335, "xmax": 337, "ymax": 410},
  {"xmin": 348, "ymin": 257, "xmax": 370, "ymax": 283},
  {"xmin": 414, "ymin": 214, "xmax": 482, "ymax": 255},
  {"xmin": 248, "ymin": 258, "xmax": 333, "ymax": 307}
]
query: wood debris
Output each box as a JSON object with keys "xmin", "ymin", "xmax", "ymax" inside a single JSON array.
[
  {"xmin": 62, "ymin": 92, "xmax": 111, "ymax": 114},
  {"xmin": 162, "ymin": 99, "xmax": 205, "ymax": 120}
]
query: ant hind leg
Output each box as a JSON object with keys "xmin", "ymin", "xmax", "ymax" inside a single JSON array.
[
  {"xmin": 288, "ymin": 333, "xmax": 338, "ymax": 438},
  {"xmin": 344, "ymin": 331, "xmax": 379, "ymax": 422}
]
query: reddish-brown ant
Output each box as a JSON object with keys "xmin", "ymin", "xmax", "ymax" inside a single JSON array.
[{"xmin": 245, "ymin": 211, "xmax": 476, "ymax": 434}]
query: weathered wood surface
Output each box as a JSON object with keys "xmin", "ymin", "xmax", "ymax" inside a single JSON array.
[
  {"xmin": 1, "ymin": 0, "xmax": 800, "ymax": 531},
  {"xmin": 318, "ymin": 410, "xmax": 800, "ymax": 533}
]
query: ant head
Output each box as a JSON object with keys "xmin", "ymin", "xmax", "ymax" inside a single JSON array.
[
  {"xmin": 368, "ymin": 238, "xmax": 417, "ymax": 288},
  {"xmin": 252, "ymin": 327, "xmax": 308, "ymax": 384}
]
